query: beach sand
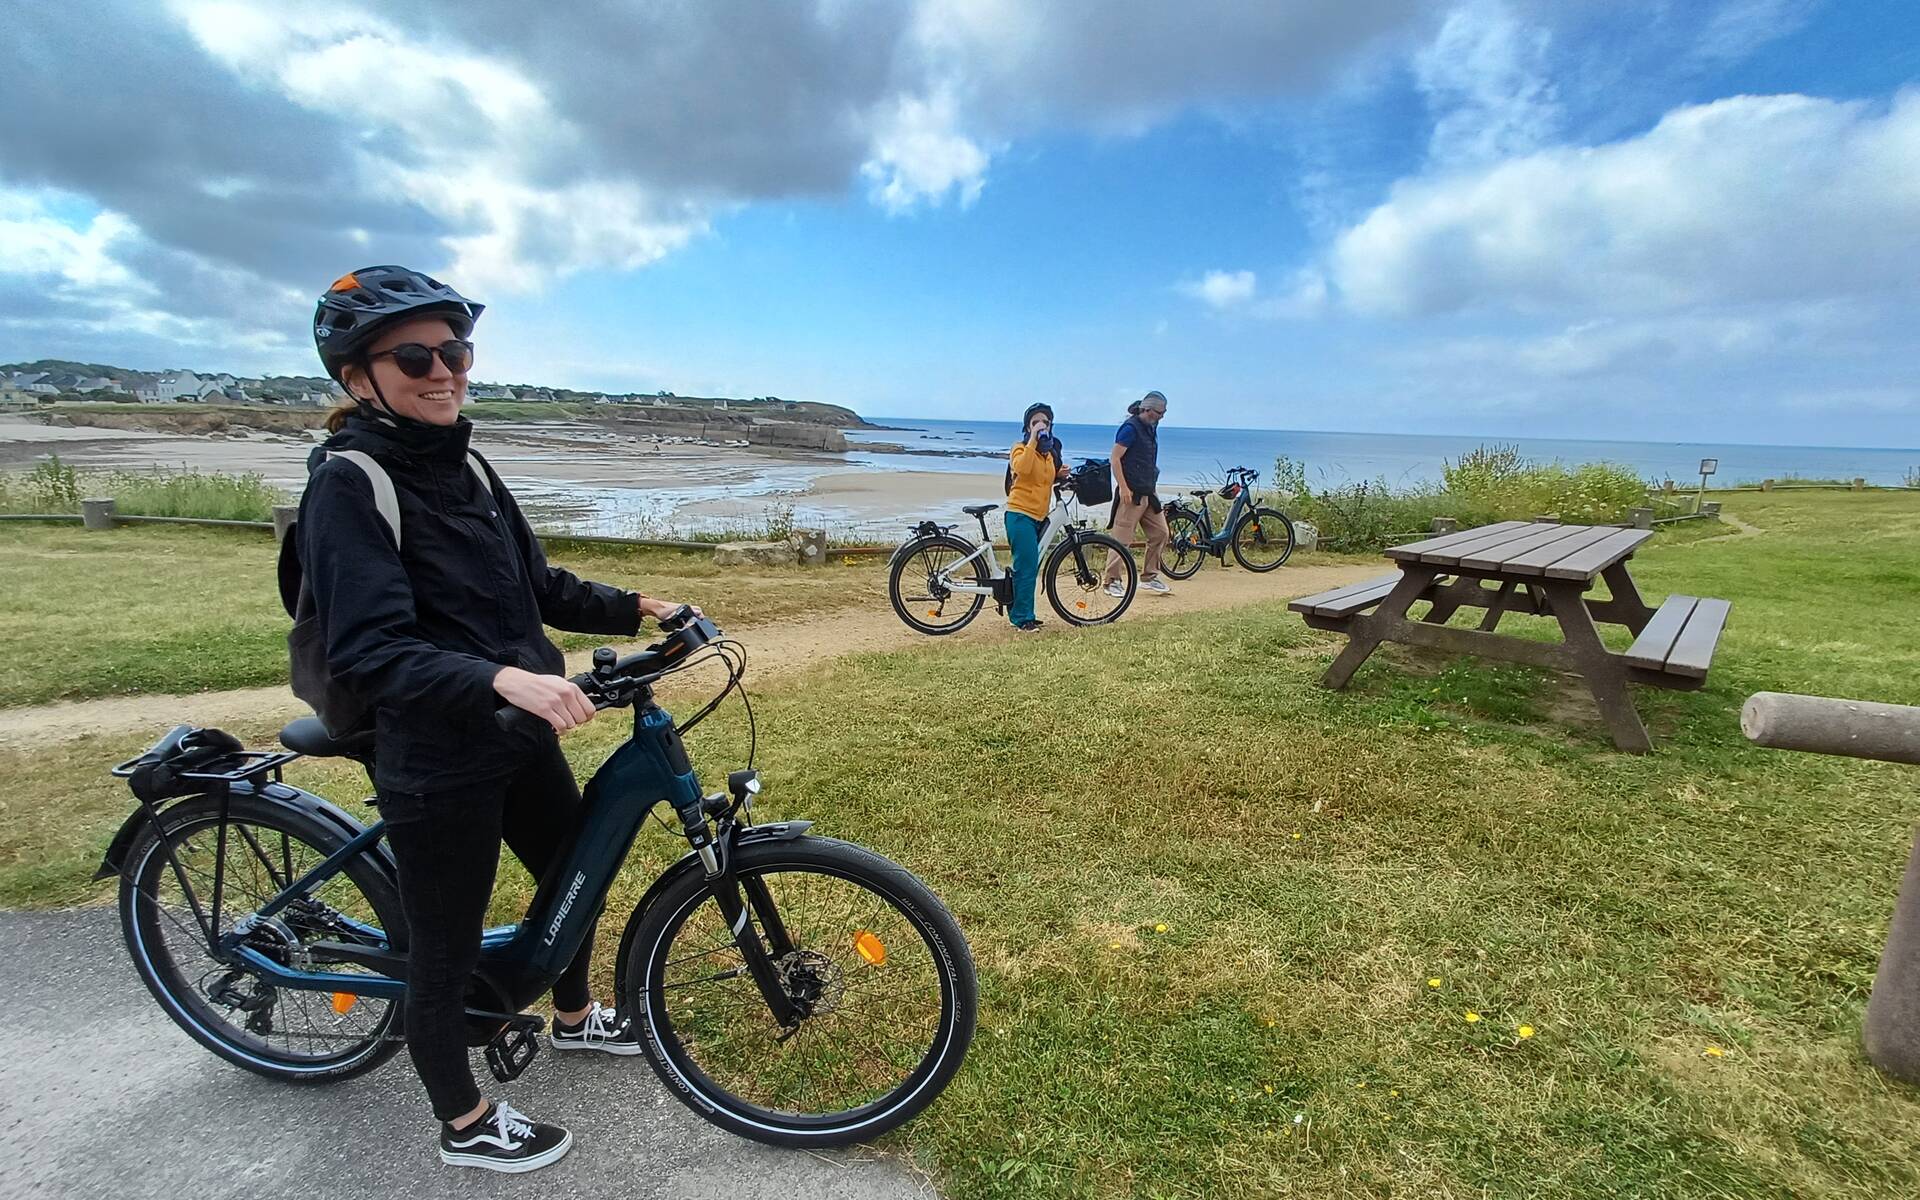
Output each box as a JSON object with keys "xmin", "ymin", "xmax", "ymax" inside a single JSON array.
[{"xmin": 0, "ymin": 416, "xmax": 1011, "ymax": 536}]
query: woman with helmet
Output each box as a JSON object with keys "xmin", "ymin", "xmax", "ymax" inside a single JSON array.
[
  {"xmin": 1004, "ymin": 402, "xmax": 1070, "ymax": 631},
  {"xmin": 302, "ymin": 266, "xmax": 699, "ymax": 1172}
]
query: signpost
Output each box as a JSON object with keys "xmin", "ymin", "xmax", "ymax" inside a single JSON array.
[{"xmin": 1697, "ymin": 457, "xmax": 1717, "ymax": 513}]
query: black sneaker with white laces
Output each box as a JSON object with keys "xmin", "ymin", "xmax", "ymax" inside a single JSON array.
[
  {"xmin": 440, "ymin": 1101, "xmax": 572, "ymax": 1173},
  {"xmin": 550, "ymin": 1001, "xmax": 642, "ymax": 1056}
]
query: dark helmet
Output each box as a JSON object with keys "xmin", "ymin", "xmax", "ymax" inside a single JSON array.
[
  {"xmin": 312, "ymin": 265, "xmax": 484, "ymax": 382},
  {"xmin": 1021, "ymin": 402, "xmax": 1055, "ymax": 428}
]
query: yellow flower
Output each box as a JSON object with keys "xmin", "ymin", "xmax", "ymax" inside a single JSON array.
[
  {"xmin": 1109, "ymin": 942, "xmax": 1123, "ymax": 950},
  {"xmin": 1154, "ymin": 923, "xmax": 1168, "ymax": 933},
  {"xmin": 1518, "ymin": 1025, "xmax": 1535, "ymax": 1039},
  {"xmin": 1463, "ymin": 1011, "xmax": 1481, "ymax": 1023},
  {"xmin": 1263, "ymin": 1084, "xmax": 1273, "ymax": 1095},
  {"xmin": 1263, "ymin": 1017, "xmax": 1276, "ymax": 1028},
  {"xmin": 1292, "ymin": 831, "xmax": 1303, "ymax": 840},
  {"xmin": 1389, "ymin": 1089, "xmax": 1400, "ymax": 1098},
  {"xmin": 1427, "ymin": 978, "xmax": 1443, "ymax": 988},
  {"xmin": 1703, "ymin": 1045, "xmax": 1725, "ymax": 1058}
]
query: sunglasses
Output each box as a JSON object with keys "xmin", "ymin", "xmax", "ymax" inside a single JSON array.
[{"xmin": 367, "ymin": 339, "xmax": 474, "ymax": 379}]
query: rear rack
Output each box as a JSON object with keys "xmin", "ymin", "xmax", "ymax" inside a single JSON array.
[{"xmin": 111, "ymin": 749, "xmax": 299, "ymax": 784}]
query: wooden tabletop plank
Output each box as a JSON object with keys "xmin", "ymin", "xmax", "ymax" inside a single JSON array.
[
  {"xmin": 1664, "ymin": 597, "xmax": 1731, "ymax": 677},
  {"xmin": 1496, "ymin": 525, "xmax": 1621, "ymax": 574},
  {"xmin": 1542, "ymin": 528, "xmax": 1655, "ymax": 580},
  {"xmin": 1622, "ymin": 596, "xmax": 1698, "ymax": 669},
  {"xmin": 1452, "ymin": 523, "xmax": 1590, "ymax": 570},
  {"xmin": 1410, "ymin": 521, "xmax": 1556, "ymax": 566},
  {"xmin": 1384, "ymin": 520, "xmax": 1531, "ymax": 561}
]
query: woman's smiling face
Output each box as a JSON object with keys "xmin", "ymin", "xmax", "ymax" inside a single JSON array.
[{"xmin": 344, "ymin": 316, "xmax": 469, "ymax": 426}]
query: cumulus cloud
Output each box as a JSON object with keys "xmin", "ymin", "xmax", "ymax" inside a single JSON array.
[
  {"xmin": 1328, "ymin": 90, "xmax": 1920, "ymax": 317},
  {"xmin": 1179, "ymin": 270, "xmax": 1259, "ymax": 310}
]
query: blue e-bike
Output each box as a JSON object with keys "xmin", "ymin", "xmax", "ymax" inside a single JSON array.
[{"xmin": 99, "ymin": 609, "xmax": 976, "ymax": 1147}]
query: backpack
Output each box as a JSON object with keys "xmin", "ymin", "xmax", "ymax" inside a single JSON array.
[{"xmin": 277, "ymin": 449, "xmax": 494, "ymax": 737}]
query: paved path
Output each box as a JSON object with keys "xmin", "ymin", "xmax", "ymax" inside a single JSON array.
[{"xmin": 0, "ymin": 909, "xmax": 936, "ymax": 1200}]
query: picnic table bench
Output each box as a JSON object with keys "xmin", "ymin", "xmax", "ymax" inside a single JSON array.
[{"xmin": 1289, "ymin": 520, "xmax": 1731, "ymax": 752}]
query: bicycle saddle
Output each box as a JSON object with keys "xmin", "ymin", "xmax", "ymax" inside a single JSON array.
[
  {"xmin": 280, "ymin": 715, "xmax": 376, "ymax": 760},
  {"xmin": 1188, "ymin": 489, "xmax": 1211, "ymax": 497},
  {"xmin": 961, "ymin": 503, "xmax": 999, "ymax": 517}
]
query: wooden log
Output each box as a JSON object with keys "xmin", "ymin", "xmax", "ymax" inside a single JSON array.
[{"xmin": 1741, "ymin": 692, "xmax": 1920, "ymax": 766}]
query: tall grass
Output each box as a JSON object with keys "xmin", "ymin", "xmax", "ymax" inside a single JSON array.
[
  {"xmin": 0, "ymin": 456, "xmax": 284, "ymax": 521},
  {"xmin": 1276, "ymin": 444, "xmax": 1676, "ymax": 551}
]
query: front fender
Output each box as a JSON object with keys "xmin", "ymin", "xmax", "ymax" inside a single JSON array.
[
  {"xmin": 612, "ymin": 820, "xmax": 813, "ymax": 996},
  {"xmin": 94, "ymin": 779, "xmax": 393, "ymax": 883}
]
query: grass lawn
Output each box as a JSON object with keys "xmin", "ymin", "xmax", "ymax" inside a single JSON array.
[
  {"xmin": 0, "ymin": 523, "xmax": 882, "ymax": 707},
  {"xmin": 3, "ymin": 490, "xmax": 1919, "ymax": 1196}
]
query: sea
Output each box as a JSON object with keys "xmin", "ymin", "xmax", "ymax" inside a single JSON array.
[{"xmin": 847, "ymin": 419, "xmax": 1920, "ymax": 490}]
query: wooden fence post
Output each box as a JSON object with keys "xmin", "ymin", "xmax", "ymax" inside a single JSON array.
[
  {"xmin": 80, "ymin": 497, "xmax": 116, "ymax": 531},
  {"xmin": 272, "ymin": 504, "xmax": 299, "ymax": 544}
]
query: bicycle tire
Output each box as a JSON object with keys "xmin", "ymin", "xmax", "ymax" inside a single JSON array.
[
  {"xmin": 1163, "ymin": 510, "xmax": 1208, "ymax": 580},
  {"xmin": 622, "ymin": 836, "xmax": 977, "ymax": 1148},
  {"xmin": 1230, "ymin": 507, "xmax": 1296, "ymax": 572},
  {"xmin": 118, "ymin": 791, "xmax": 406, "ymax": 1083},
  {"xmin": 1045, "ymin": 531, "xmax": 1136, "ymax": 625},
  {"xmin": 887, "ymin": 534, "xmax": 988, "ymax": 635}
]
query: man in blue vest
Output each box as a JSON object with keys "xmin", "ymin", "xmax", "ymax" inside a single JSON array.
[{"xmin": 1104, "ymin": 390, "xmax": 1172, "ymax": 597}]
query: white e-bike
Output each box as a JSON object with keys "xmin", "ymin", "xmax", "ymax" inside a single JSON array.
[{"xmin": 887, "ymin": 477, "xmax": 1137, "ymax": 635}]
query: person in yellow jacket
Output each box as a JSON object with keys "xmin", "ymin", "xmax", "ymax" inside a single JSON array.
[{"xmin": 1006, "ymin": 402, "xmax": 1070, "ymax": 631}]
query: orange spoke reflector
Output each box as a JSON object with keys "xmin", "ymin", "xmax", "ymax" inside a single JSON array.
[
  {"xmin": 1076, "ymin": 601, "xmax": 1088, "ymax": 609},
  {"xmin": 927, "ymin": 610, "xmax": 938, "ymax": 617},
  {"xmin": 854, "ymin": 930, "xmax": 887, "ymax": 966},
  {"xmin": 330, "ymin": 992, "xmax": 358, "ymax": 1014}
]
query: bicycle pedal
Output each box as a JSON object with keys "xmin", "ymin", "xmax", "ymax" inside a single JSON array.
[{"xmin": 484, "ymin": 1019, "xmax": 543, "ymax": 1082}]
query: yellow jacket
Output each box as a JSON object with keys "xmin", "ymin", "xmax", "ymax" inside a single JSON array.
[{"xmin": 1007, "ymin": 441, "xmax": 1058, "ymax": 520}]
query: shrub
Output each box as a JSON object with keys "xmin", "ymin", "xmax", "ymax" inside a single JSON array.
[
  {"xmin": 1278, "ymin": 444, "xmax": 1658, "ymax": 552},
  {"xmin": 0, "ymin": 459, "xmax": 283, "ymax": 521}
]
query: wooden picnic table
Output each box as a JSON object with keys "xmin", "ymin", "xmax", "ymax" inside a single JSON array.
[{"xmin": 1288, "ymin": 520, "xmax": 1731, "ymax": 752}]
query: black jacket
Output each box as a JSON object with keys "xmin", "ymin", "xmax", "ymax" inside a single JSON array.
[
  {"xmin": 296, "ymin": 412, "xmax": 639, "ymax": 792},
  {"xmin": 1116, "ymin": 413, "xmax": 1160, "ymax": 497}
]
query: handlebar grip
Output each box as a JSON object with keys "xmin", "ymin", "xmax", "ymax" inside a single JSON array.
[
  {"xmin": 496, "ymin": 704, "xmax": 548, "ymax": 735},
  {"xmin": 658, "ymin": 604, "xmax": 697, "ymax": 632}
]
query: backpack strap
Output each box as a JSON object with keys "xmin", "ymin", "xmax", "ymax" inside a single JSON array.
[
  {"xmin": 465, "ymin": 452, "xmax": 494, "ymax": 500},
  {"xmin": 324, "ymin": 450, "xmax": 402, "ymax": 549}
]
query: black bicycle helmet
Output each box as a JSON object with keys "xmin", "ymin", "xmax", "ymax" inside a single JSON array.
[
  {"xmin": 1021, "ymin": 402, "xmax": 1055, "ymax": 428},
  {"xmin": 312, "ymin": 265, "xmax": 484, "ymax": 383}
]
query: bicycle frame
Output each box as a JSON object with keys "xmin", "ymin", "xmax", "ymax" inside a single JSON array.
[
  {"xmin": 128, "ymin": 687, "xmax": 809, "ymax": 1029},
  {"xmin": 931, "ymin": 489, "xmax": 1083, "ymax": 596},
  {"xmin": 1174, "ymin": 475, "xmax": 1260, "ymax": 554}
]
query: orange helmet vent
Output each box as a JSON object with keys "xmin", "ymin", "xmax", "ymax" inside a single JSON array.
[{"xmin": 328, "ymin": 272, "xmax": 362, "ymax": 293}]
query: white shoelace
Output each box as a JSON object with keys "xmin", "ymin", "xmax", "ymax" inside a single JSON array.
[
  {"xmin": 491, "ymin": 1102, "xmax": 536, "ymax": 1144},
  {"xmin": 580, "ymin": 1002, "xmax": 617, "ymax": 1039}
]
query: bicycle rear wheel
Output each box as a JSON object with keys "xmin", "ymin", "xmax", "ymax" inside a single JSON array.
[
  {"xmin": 1045, "ymin": 532, "xmax": 1136, "ymax": 625},
  {"xmin": 118, "ymin": 791, "xmax": 404, "ymax": 1083},
  {"xmin": 1163, "ymin": 510, "xmax": 1207, "ymax": 580},
  {"xmin": 887, "ymin": 534, "xmax": 988, "ymax": 635},
  {"xmin": 1230, "ymin": 507, "xmax": 1296, "ymax": 572},
  {"xmin": 621, "ymin": 836, "xmax": 976, "ymax": 1148}
]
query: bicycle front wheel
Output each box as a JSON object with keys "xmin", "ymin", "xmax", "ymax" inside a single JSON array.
[
  {"xmin": 1045, "ymin": 532, "xmax": 1136, "ymax": 625},
  {"xmin": 118, "ymin": 791, "xmax": 405, "ymax": 1083},
  {"xmin": 622, "ymin": 837, "xmax": 977, "ymax": 1148},
  {"xmin": 1230, "ymin": 507, "xmax": 1296, "ymax": 572},
  {"xmin": 887, "ymin": 534, "xmax": 988, "ymax": 635},
  {"xmin": 1163, "ymin": 510, "xmax": 1207, "ymax": 580}
]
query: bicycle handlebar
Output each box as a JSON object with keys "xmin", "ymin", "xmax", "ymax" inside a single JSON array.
[{"xmin": 494, "ymin": 605, "xmax": 721, "ymax": 733}]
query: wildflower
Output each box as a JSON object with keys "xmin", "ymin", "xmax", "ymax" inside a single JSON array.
[
  {"xmin": 1263, "ymin": 1084, "xmax": 1273, "ymax": 1095},
  {"xmin": 1517, "ymin": 1025, "xmax": 1535, "ymax": 1040},
  {"xmin": 1427, "ymin": 978, "xmax": 1442, "ymax": 988},
  {"xmin": 1463, "ymin": 1011, "xmax": 1481, "ymax": 1023},
  {"xmin": 1264, "ymin": 1017, "xmax": 1276, "ymax": 1028},
  {"xmin": 1154, "ymin": 923, "xmax": 1168, "ymax": 933},
  {"xmin": 1108, "ymin": 943, "xmax": 1122, "ymax": 950},
  {"xmin": 1292, "ymin": 831, "xmax": 1303, "ymax": 840},
  {"xmin": 1389, "ymin": 1089, "xmax": 1399, "ymax": 1098},
  {"xmin": 1703, "ymin": 1045, "xmax": 1725, "ymax": 1058}
]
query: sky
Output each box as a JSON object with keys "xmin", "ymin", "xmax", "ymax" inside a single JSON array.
[{"xmin": 1, "ymin": 0, "xmax": 1917, "ymax": 446}]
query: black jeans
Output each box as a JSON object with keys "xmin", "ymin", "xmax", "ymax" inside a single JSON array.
[{"xmin": 380, "ymin": 737, "xmax": 596, "ymax": 1122}]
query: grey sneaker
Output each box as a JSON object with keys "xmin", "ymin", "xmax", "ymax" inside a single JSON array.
[
  {"xmin": 440, "ymin": 1101, "xmax": 572, "ymax": 1173},
  {"xmin": 1142, "ymin": 577, "xmax": 1174, "ymax": 596},
  {"xmin": 1102, "ymin": 579, "xmax": 1127, "ymax": 599}
]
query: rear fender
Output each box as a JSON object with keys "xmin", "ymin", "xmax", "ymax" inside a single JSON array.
[{"xmin": 94, "ymin": 779, "xmax": 393, "ymax": 883}]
